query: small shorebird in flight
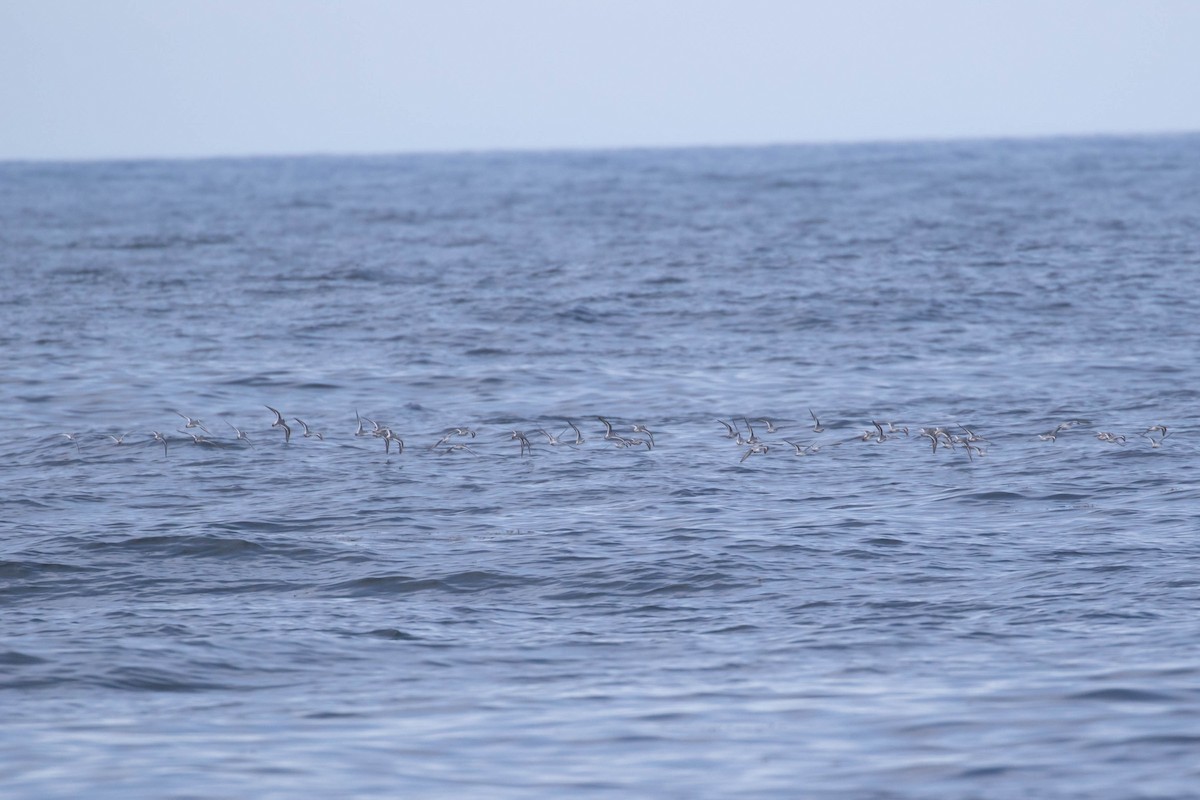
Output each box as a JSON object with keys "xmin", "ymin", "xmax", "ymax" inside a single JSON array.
[
  {"xmin": 363, "ymin": 416, "xmax": 385, "ymax": 438},
  {"xmin": 151, "ymin": 431, "xmax": 168, "ymax": 456},
  {"xmin": 919, "ymin": 427, "xmax": 945, "ymax": 452},
  {"xmin": 740, "ymin": 419, "xmax": 762, "ymax": 445},
  {"xmin": 108, "ymin": 432, "xmax": 132, "ymax": 445},
  {"xmin": 1038, "ymin": 421, "xmax": 1079, "ymax": 442},
  {"xmin": 535, "ymin": 427, "xmax": 567, "ymax": 446},
  {"xmin": 510, "ymin": 430, "xmax": 533, "ymax": 456},
  {"xmin": 958, "ymin": 424, "xmax": 985, "ymax": 442},
  {"xmin": 380, "ymin": 428, "xmax": 403, "ymax": 455},
  {"xmin": 597, "ymin": 416, "xmax": 621, "ymax": 441},
  {"xmin": 225, "ymin": 420, "xmax": 254, "ymax": 448},
  {"xmin": 631, "ymin": 424, "xmax": 655, "ymax": 448},
  {"xmin": 563, "ymin": 419, "xmax": 584, "ymax": 445},
  {"xmin": 809, "ymin": 410, "xmax": 825, "ymax": 433},
  {"xmin": 60, "ymin": 432, "xmax": 81, "ymax": 452},
  {"xmin": 354, "ymin": 410, "xmax": 371, "ymax": 437},
  {"xmin": 433, "ymin": 428, "xmax": 476, "ymax": 448},
  {"xmin": 439, "ymin": 442, "xmax": 478, "ymax": 456},
  {"xmin": 740, "ymin": 442, "xmax": 770, "ymax": 463},
  {"xmin": 179, "ymin": 429, "xmax": 213, "ymax": 446},
  {"xmin": 294, "ymin": 418, "xmax": 324, "ymax": 440},
  {"xmin": 175, "ymin": 412, "xmax": 209, "ymax": 433},
  {"xmin": 265, "ymin": 406, "xmax": 291, "ymax": 443}
]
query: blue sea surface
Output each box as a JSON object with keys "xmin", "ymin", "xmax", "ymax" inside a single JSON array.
[{"xmin": 2, "ymin": 135, "xmax": 1199, "ymax": 798}]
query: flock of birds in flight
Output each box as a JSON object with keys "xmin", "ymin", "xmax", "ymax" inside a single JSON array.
[{"xmin": 52, "ymin": 407, "xmax": 1175, "ymax": 463}]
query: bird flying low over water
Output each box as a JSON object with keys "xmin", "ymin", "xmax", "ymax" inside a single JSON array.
[{"xmin": 265, "ymin": 405, "xmax": 291, "ymax": 443}]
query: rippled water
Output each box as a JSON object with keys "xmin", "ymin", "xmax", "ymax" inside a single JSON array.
[{"xmin": 2, "ymin": 136, "xmax": 1199, "ymax": 798}]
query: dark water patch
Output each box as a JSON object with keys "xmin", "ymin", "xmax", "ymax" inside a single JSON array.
[
  {"xmin": 831, "ymin": 549, "xmax": 882, "ymax": 560},
  {"xmin": 323, "ymin": 570, "xmax": 529, "ymax": 597},
  {"xmin": 92, "ymin": 665, "xmax": 238, "ymax": 693},
  {"xmin": 1104, "ymin": 734, "xmax": 1200, "ymax": 747},
  {"xmin": 1068, "ymin": 688, "xmax": 1179, "ymax": 703},
  {"xmin": 707, "ymin": 624, "xmax": 760, "ymax": 634},
  {"xmin": 957, "ymin": 490, "xmax": 1030, "ymax": 502},
  {"xmin": 633, "ymin": 578, "xmax": 738, "ymax": 597},
  {"xmin": 210, "ymin": 519, "xmax": 310, "ymax": 535},
  {"xmin": 358, "ymin": 628, "xmax": 421, "ymax": 641},
  {"xmin": 173, "ymin": 580, "xmax": 309, "ymax": 596},
  {"xmin": 954, "ymin": 765, "xmax": 1015, "ymax": 779},
  {"xmin": 86, "ymin": 534, "xmax": 271, "ymax": 559},
  {"xmin": 0, "ymin": 650, "xmax": 47, "ymax": 666},
  {"xmin": 0, "ymin": 559, "xmax": 95, "ymax": 580}
]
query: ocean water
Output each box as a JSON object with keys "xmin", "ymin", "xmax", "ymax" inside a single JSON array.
[{"xmin": 1, "ymin": 135, "xmax": 1199, "ymax": 799}]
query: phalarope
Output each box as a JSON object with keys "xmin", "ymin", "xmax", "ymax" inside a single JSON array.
[
  {"xmin": 919, "ymin": 427, "xmax": 944, "ymax": 452},
  {"xmin": 510, "ymin": 430, "xmax": 533, "ymax": 456},
  {"xmin": 631, "ymin": 424, "xmax": 655, "ymax": 448},
  {"xmin": 225, "ymin": 420, "xmax": 254, "ymax": 448},
  {"xmin": 740, "ymin": 419, "xmax": 762, "ymax": 445},
  {"xmin": 563, "ymin": 419, "xmax": 584, "ymax": 445},
  {"xmin": 958, "ymin": 424, "xmax": 985, "ymax": 442},
  {"xmin": 782, "ymin": 439, "xmax": 818, "ymax": 456},
  {"xmin": 535, "ymin": 428, "xmax": 567, "ymax": 446},
  {"xmin": 265, "ymin": 405, "xmax": 291, "ymax": 443},
  {"xmin": 597, "ymin": 416, "xmax": 620, "ymax": 441},
  {"xmin": 179, "ymin": 429, "xmax": 213, "ymax": 446},
  {"xmin": 433, "ymin": 428, "xmax": 476, "ymax": 448},
  {"xmin": 175, "ymin": 412, "xmax": 209, "ymax": 433},
  {"xmin": 740, "ymin": 442, "xmax": 770, "ymax": 463},
  {"xmin": 1038, "ymin": 422, "xmax": 1073, "ymax": 442},
  {"xmin": 294, "ymin": 418, "xmax": 324, "ymax": 440},
  {"xmin": 809, "ymin": 410, "xmax": 825, "ymax": 433},
  {"xmin": 380, "ymin": 428, "xmax": 403, "ymax": 455}
]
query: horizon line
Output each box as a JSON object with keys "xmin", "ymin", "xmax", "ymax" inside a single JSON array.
[{"xmin": 3, "ymin": 127, "xmax": 1199, "ymax": 167}]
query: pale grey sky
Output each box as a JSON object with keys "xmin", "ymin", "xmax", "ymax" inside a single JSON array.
[{"xmin": 2, "ymin": 0, "xmax": 1198, "ymax": 161}]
